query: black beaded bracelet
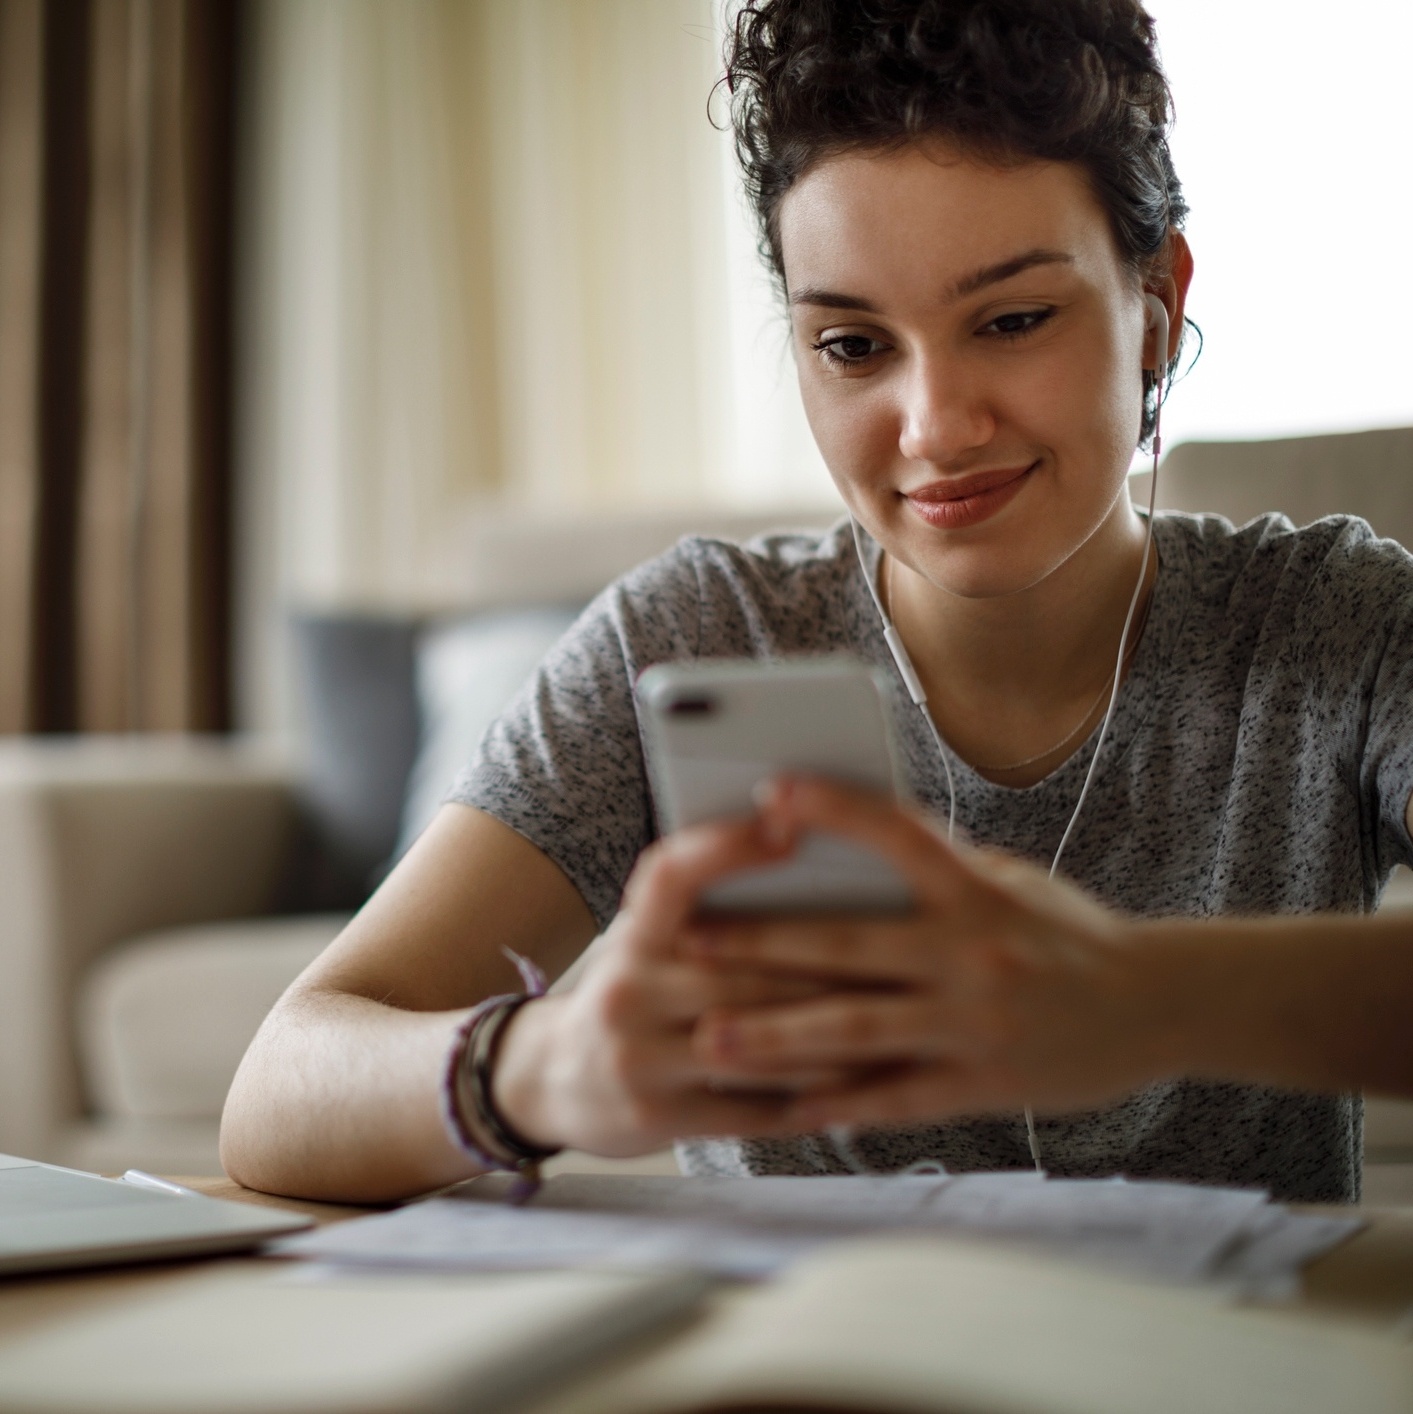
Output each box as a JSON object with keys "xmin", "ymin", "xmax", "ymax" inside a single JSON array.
[
  {"xmin": 438, "ymin": 951, "xmax": 561, "ymax": 1204},
  {"xmin": 469, "ymin": 997, "xmax": 562, "ymax": 1161}
]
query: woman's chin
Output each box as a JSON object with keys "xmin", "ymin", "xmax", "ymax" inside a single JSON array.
[
  {"xmin": 921, "ymin": 558, "xmax": 1057, "ymax": 602},
  {"xmin": 890, "ymin": 524, "xmax": 1066, "ymax": 602}
]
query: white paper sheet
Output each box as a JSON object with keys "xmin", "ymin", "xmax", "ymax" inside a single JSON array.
[
  {"xmin": 1208, "ymin": 1206, "xmax": 1365, "ymax": 1300},
  {"xmin": 272, "ymin": 1172, "xmax": 1361, "ymax": 1292}
]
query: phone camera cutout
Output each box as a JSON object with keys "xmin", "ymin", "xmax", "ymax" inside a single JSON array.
[{"xmin": 667, "ymin": 695, "xmax": 717, "ymax": 717}]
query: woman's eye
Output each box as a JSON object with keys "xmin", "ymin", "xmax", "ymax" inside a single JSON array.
[
  {"xmin": 811, "ymin": 334, "xmax": 887, "ymax": 367},
  {"xmin": 984, "ymin": 308, "xmax": 1055, "ymax": 339}
]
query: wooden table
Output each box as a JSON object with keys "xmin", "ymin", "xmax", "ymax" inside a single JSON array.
[
  {"xmin": 2, "ymin": 1178, "xmax": 1411, "ymax": 1403},
  {"xmin": 0, "ymin": 1179, "xmax": 366, "ymax": 1345}
]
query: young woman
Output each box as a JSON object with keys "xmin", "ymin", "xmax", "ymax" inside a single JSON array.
[{"xmin": 221, "ymin": 0, "xmax": 1413, "ymax": 1205}]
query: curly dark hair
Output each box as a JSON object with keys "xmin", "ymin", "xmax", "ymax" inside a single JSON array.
[{"xmin": 723, "ymin": 0, "xmax": 1190, "ymax": 441}]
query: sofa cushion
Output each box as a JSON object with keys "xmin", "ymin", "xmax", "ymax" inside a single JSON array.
[
  {"xmin": 77, "ymin": 915, "xmax": 348, "ymax": 1120},
  {"xmin": 1151, "ymin": 426, "xmax": 1413, "ymax": 547},
  {"xmin": 292, "ymin": 613, "xmax": 423, "ymax": 904},
  {"xmin": 396, "ymin": 608, "xmax": 579, "ymax": 859}
]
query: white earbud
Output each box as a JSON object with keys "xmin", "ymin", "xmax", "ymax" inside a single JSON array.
[{"xmin": 1143, "ymin": 292, "xmax": 1170, "ymax": 378}]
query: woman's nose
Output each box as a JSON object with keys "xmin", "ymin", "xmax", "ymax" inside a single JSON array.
[{"xmin": 896, "ymin": 356, "xmax": 996, "ymax": 467}]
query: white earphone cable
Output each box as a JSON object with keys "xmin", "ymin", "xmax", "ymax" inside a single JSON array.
[
  {"xmin": 1046, "ymin": 450, "xmax": 1159, "ymax": 881},
  {"xmin": 850, "ymin": 313, "xmax": 1167, "ymax": 1179},
  {"xmin": 1025, "ymin": 342, "xmax": 1164, "ymax": 1171},
  {"xmin": 851, "ymin": 516, "xmax": 958, "ymax": 842}
]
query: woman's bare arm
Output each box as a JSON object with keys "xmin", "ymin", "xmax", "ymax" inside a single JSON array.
[
  {"xmin": 220, "ymin": 805, "xmax": 598, "ymax": 1203},
  {"xmin": 1146, "ymin": 911, "xmax": 1413, "ymax": 1101},
  {"xmin": 220, "ymin": 800, "xmax": 849, "ymax": 1204}
]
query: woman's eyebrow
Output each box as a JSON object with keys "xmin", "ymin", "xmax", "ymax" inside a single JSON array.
[
  {"xmin": 788, "ymin": 247, "xmax": 1075, "ymax": 314},
  {"xmin": 788, "ymin": 287, "xmax": 881, "ymax": 313},
  {"xmin": 948, "ymin": 247, "xmax": 1074, "ymax": 300}
]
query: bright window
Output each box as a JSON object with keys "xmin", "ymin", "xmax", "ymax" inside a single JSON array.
[{"xmin": 1146, "ymin": 0, "xmax": 1413, "ymax": 447}]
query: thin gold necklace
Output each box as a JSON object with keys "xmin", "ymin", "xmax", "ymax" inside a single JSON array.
[{"xmin": 881, "ymin": 553, "xmax": 1154, "ymax": 774}]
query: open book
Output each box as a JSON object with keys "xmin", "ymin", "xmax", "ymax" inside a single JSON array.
[
  {"xmin": 1, "ymin": 1238, "xmax": 1405, "ymax": 1413},
  {"xmin": 0, "ymin": 1265, "xmax": 706, "ymax": 1414},
  {"xmin": 549, "ymin": 1239, "xmax": 1413, "ymax": 1414}
]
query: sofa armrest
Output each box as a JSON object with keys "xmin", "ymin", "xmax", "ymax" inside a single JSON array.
[{"xmin": 0, "ymin": 737, "xmax": 300, "ymax": 1159}]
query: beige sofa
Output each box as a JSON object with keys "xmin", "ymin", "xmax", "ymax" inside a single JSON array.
[
  {"xmin": 0, "ymin": 507, "xmax": 836, "ymax": 1179},
  {"xmin": 3, "ymin": 435, "xmax": 1413, "ymax": 1196},
  {"xmin": 0, "ymin": 738, "xmax": 302, "ymax": 1172}
]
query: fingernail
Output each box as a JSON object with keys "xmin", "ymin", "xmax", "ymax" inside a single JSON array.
[
  {"xmin": 751, "ymin": 788, "xmax": 793, "ymax": 853},
  {"xmin": 711, "ymin": 1020, "xmax": 739, "ymax": 1056}
]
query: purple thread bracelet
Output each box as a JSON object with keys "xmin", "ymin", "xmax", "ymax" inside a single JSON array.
[{"xmin": 438, "ymin": 948, "xmax": 558, "ymax": 1204}]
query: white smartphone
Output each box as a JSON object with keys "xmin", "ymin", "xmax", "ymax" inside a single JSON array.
[{"xmin": 637, "ymin": 657, "xmax": 913, "ymax": 914}]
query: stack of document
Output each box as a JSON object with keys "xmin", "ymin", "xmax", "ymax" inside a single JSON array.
[{"xmin": 274, "ymin": 1171, "xmax": 1360, "ymax": 1298}]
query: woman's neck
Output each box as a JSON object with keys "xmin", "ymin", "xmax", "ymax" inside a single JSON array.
[{"xmin": 885, "ymin": 499, "xmax": 1157, "ymax": 785}]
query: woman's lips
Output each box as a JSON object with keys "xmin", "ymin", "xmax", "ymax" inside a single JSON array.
[{"xmin": 903, "ymin": 463, "xmax": 1036, "ymax": 530}]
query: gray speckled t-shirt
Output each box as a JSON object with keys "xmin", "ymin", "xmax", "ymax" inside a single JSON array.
[{"xmin": 451, "ymin": 512, "xmax": 1413, "ymax": 1202}]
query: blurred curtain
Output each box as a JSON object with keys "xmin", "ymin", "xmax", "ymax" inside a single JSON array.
[
  {"xmin": 237, "ymin": 0, "xmax": 838, "ymax": 734},
  {"xmin": 239, "ymin": 0, "xmax": 736, "ymax": 607},
  {"xmin": 0, "ymin": 0, "xmax": 236, "ymax": 734}
]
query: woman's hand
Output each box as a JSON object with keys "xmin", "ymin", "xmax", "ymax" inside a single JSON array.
[
  {"xmin": 686, "ymin": 777, "xmax": 1183, "ymax": 1131},
  {"xmin": 490, "ymin": 812, "xmax": 858, "ymax": 1157}
]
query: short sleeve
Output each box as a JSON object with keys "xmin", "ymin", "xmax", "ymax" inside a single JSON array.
[
  {"xmin": 1292, "ymin": 519, "xmax": 1413, "ymax": 884},
  {"xmin": 446, "ymin": 545, "xmax": 704, "ymax": 931},
  {"xmin": 1354, "ymin": 537, "xmax": 1413, "ymax": 880}
]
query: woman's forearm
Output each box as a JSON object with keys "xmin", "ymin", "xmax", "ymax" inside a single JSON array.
[
  {"xmin": 219, "ymin": 806, "xmax": 603, "ymax": 1203},
  {"xmin": 1138, "ymin": 912, "xmax": 1413, "ymax": 1098},
  {"xmin": 219, "ymin": 988, "xmax": 482, "ymax": 1203}
]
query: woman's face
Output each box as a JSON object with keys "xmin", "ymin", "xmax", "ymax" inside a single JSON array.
[{"xmin": 779, "ymin": 141, "xmax": 1163, "ymax": 601}]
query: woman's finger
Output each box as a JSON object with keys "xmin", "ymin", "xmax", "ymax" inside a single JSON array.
[
  {"xmin": 622, "ymin": 960, "xmax": 843, "ymax": 1024},
  {"xmin": 618, "ymin": 816, "xmax": 795, "ymax": 957},
  {"xmin": 695, "ymin": 994, "xmax": 956, "ymax": 1070},
  {"xmin": 684, "ymin": 915, "xmax": 943, "ymax": 982},
  {"xmin": 656, "ymin": 1086, "xmax": 808, "ymax": 1140},
  {"xmin": 660, "ymin": 1076, "xmax": 919, "ymax": 1142},
  {"xmin": 697, "ymin": 1066, "xmax": 862, "ymax": 1094},
  {"xmin": 577, "ymin": 1006, "xmax": 859, "ymax": 1091},
  {"xmin": 781, "ymin": 1044, "xmax": 1145, "ymax": 1132},
  {"xmin": 782, "ymin": 1060, "xmax": 1005, "ymax": 1131},
  {"xmin": 754, "ymin": 776, "xmax": 988, "ymax": 907}
]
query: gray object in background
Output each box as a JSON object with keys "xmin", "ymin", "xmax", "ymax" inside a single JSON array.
[
  {"xmin": 395, "ymin": 607, "xmax": 580, "ymax": 859},
  {"xmin": 290, "ymin": 613, "xmax": 422, "ymax": 903}
]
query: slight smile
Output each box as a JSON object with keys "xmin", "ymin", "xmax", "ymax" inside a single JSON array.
[{"xmin": 902, "ymin": 462, "xmax": 1037, "ymax": 530}]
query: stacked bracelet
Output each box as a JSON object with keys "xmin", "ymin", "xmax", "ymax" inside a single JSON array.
[{"xmin": 439, "ymin": 950, "xmax": 561, "ymax": 1204}]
